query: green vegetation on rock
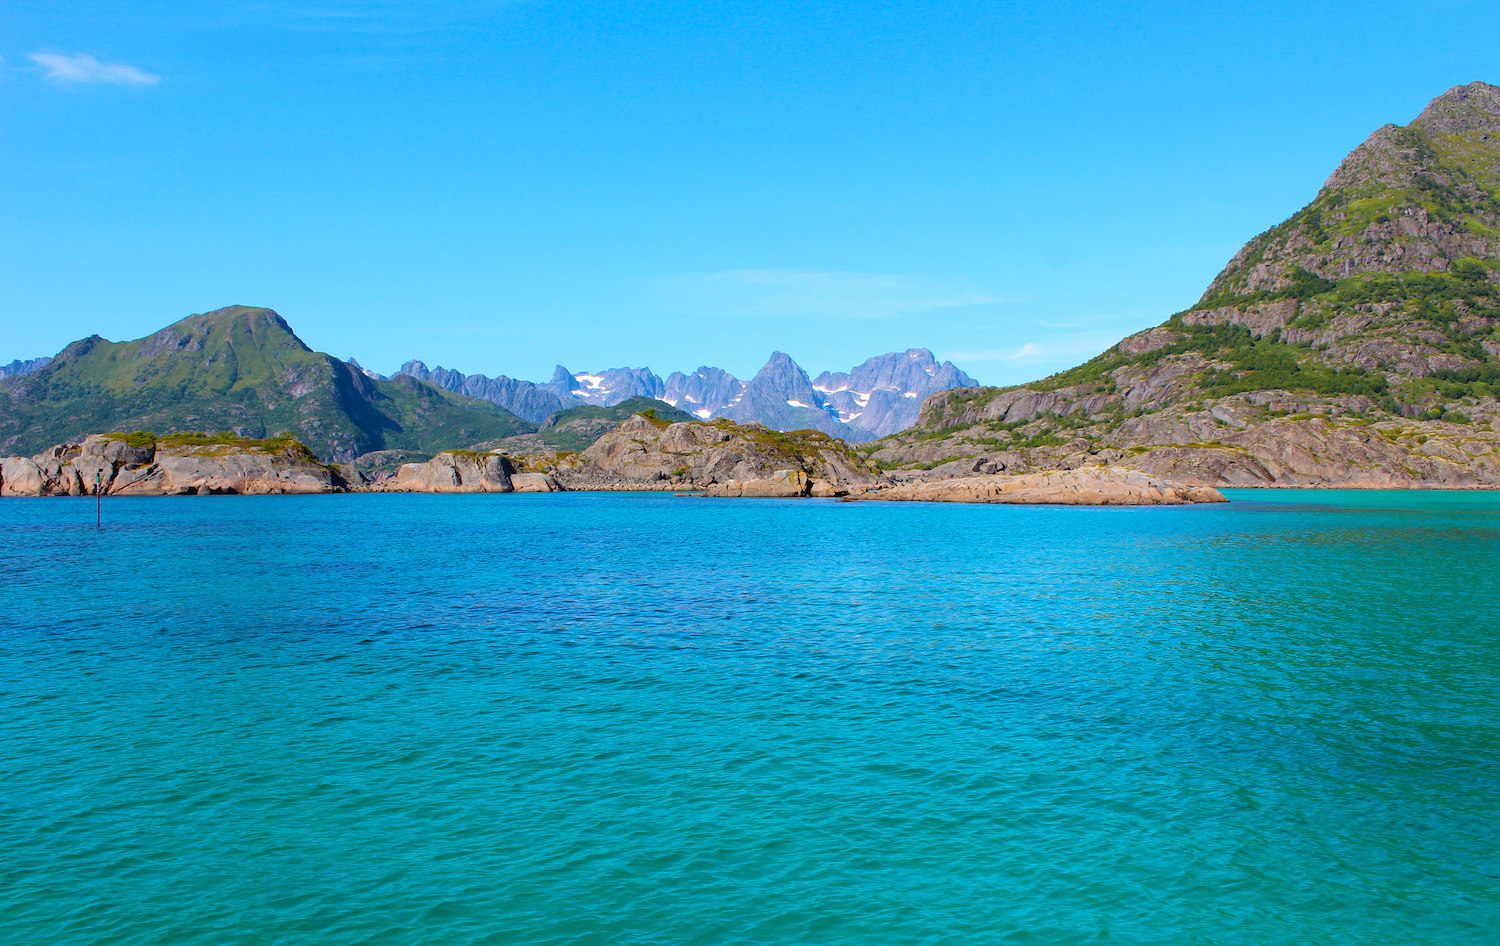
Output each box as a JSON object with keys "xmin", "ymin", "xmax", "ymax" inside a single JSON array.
[
  {"xmin": 0, "ymin": 306, "xmax": 534, "ymax": 461},
  {"xmin": 95, "ymin": 429, "xmax": 332, "ymax": 471}
]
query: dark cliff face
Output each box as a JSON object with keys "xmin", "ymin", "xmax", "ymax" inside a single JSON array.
[{"xmin": 877, "ymin": 82, "xmax": 1500, "ymax": 487}]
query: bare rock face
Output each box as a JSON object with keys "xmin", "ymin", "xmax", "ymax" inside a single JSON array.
[
  {"xmin": 144, "ymin": 455, "xmax": 333, "ymax": 495},
  {"xmin": 867, "ymin": 468, "xmax": 1228, "ymax": 505},
  {"xmin": 0, "ymin": 434, "xmax": 337, "ymax": 496},
  {"xmin": 1120, "ymin": 412, "xmax": 1500, "ymax": 487},
  {"xmin": 700, "ymin": 470, "xmax": 811, "ymax": 498},
  {"xmin": 557, "ymin": 414, "xmax": 890, "ymax": 495},
  {"xmin": 392, "ymin": 452, "xmax": 517, "ymax": 493},
  {"xmin": 0, "ymin": 458, "xmax": 49, "ymax": 496},
  {"xmin": 510, "ymin": 472, "xmax": 562, "ymax": 492}
]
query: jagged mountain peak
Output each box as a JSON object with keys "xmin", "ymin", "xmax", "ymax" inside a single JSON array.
[
  {"xmin": 1205, "ymin": 82, "xmax": 1500, "ymax": 300},
  {"xmin": 754, "ymin": 351, "xmax": 807, "ymax": 379},
  {"xmin": 743, "ymin": 352, "xmax": 820, "ymax": 397},
  {"xmin": 1410, "ymin": 81, "xmax": 1500, "ymax": 136}
]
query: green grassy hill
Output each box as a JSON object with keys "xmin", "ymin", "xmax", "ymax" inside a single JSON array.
[{"xmin": 0, "ymin": 306, "xmax": 534, "ymax": 461}]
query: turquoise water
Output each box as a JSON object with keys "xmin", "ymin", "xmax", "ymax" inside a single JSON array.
[{"xmin": 2, "ymin": 491, "xmax": 1497, "ymax": 945}]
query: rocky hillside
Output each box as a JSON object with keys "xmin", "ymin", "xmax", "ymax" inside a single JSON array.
[
  {"xmin": 396, "ymin": 349, "xmax": 975, "ymax": 440},
  {"xmin": 0, "ymin": 307, "xmax": 534, "ymax": 462},
  {"xmin": 870, "ymin": 81, "xmax": 1500, "ymax": 487}
]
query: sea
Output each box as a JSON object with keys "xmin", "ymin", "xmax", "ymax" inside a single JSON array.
[{"xmin": 1, "ymin": 490, "xmax": 1497, "ymax": 945}]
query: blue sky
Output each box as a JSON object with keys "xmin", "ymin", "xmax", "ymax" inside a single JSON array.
[{"xmin": 4, "ymin": 1, "xmax": 1499, "ymax": 384}]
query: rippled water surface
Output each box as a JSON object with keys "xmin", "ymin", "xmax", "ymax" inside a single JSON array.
[{"xmin": 2, "ymin": 490, "xmax": 1498, "ymax": 945}]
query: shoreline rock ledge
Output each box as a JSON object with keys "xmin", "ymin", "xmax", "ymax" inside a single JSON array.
[
  {"xmin": 866, "ymin": 468, "xmax": 1228, "ymax": 505},
  {"xmin": 391, "ymin": 452, "xmax": 561, "ymax": 493}
]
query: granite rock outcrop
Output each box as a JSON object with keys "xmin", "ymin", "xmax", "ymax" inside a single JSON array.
[
  {"xmin": 392, "ymin": 452, "xmax": 515, "ymax": 493},
  {"xmin": 389, "ymin": 452, "xmax": 562, "ymax": 493},
  {"xmin": 550, "ymin": 414, "xmax": 890, "ymax": 495},
  {"xmin": 0, "ymin": 433, "xmax": 338, "ymax": 496}
]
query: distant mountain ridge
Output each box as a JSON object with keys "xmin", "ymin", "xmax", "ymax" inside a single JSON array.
[
  {"xmin": 0, "ymin": 356, "xmax": 52, "ymax": 379},
  {"xmin": 396, "ymin": 348, "xmax": 976, "ymax": 440}
]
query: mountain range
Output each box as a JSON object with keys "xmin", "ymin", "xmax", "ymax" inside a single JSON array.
[
  {"xmin": 1, "ymin": 308, "xmax": 974, "ymax": 459},
  {"xmin": 395, "ymin": 348, "xmax": 976, "ymax": 440},
  {"xmin": 871, "ymin": 81, "xmax": 1500, "ymax": 486}
]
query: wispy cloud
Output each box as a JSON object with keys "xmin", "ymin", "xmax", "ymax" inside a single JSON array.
[
  {"xmin": 945, "ymin": 332, "xmax": 1125, "ymax": 365},
  {"xmin": 660, "ymin": 270, "xmax": 1002, "ymax": 320},
  {"xmin": 28, "ymin": 53, "xmax": 160, "ymax": 86}
]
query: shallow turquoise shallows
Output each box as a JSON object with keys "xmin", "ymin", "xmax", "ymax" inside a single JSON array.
[{"xmin": 2, "ymin": 491, "xmax": 1498, "ymax": 945}]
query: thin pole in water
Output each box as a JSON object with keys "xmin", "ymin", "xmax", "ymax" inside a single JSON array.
[{"xmin": 96, "ymin": 469, "xmax": 102, "ymax": 529}]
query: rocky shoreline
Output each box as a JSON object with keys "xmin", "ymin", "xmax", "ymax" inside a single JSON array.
[
  {"xmin": 7, "ymin": 419, "xmax": 1497, "ymax": 505},
  {"xmin": 867, "ymin": 469, "xmax": 1227, "ymax": 505}
]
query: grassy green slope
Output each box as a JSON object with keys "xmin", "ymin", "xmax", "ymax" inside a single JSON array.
[{"xmin": 0, "ymin": 306, "xmax": 533, "ymax": 460}]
